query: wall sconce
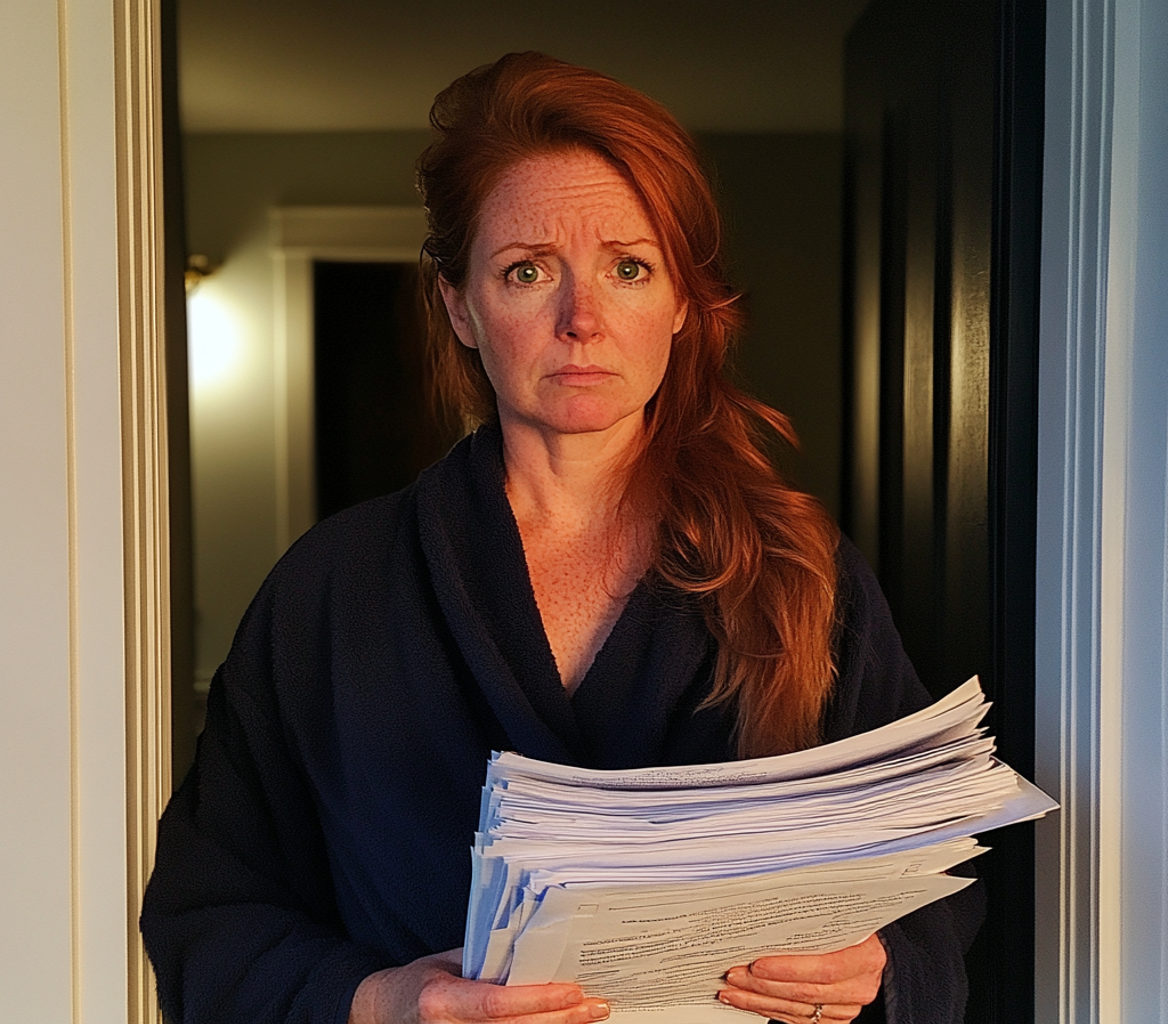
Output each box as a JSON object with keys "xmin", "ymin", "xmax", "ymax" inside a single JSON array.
[{"xmin": 185, "ymin": 253, "xmax": 218, "ymax": 293}]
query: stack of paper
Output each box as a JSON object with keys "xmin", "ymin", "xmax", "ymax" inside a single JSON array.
[{"xmin": 463, "ymin": 677, "xmax": 1056, "ymax": 1021}]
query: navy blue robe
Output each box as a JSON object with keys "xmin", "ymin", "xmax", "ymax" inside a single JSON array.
[{"xmin": 141, "ymin": 426, "xmax": 981, "ymax": 1024}]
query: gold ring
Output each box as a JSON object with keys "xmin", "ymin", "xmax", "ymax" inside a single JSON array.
[{"xmin": 810, "ymin": 1005, "xmax": 824, "ymax": 1023}]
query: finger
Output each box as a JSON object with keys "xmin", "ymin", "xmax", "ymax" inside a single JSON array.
[
  {"xmin": 428, "ymin": 976, "xmax": 608, "ymax": 1022},
  {"xmin": 722, "ymin": 966, "xmax": 879, "ymax": 1009},
  {"xmin": 725, "ymin": 935, "xmax": 885, "ymax": 1008},
  {"xmin": 724, "ymin": 970, "xmax": 881, "ymax": 1007},
  {"xmin": 717, "ymin": 988, "xmax": 863, "ymax": 1023},
  {"xmin": 747, "ymin": 935, "xmax": 886, "ymax": 986},
  {"xmin": 483, "ymin": 999, "xmax": 612, "ymax": 1024}
]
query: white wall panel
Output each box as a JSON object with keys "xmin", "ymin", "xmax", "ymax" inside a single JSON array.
[
  {"xmin": 0, "ymin": 0, "xmax": 146, "ymax": 1020},
  {"xmin": 0, "ymin": 2, "xmax": 77, "ymax": 1018}
]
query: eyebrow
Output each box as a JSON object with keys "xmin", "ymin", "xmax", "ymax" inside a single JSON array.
[{"xmin": 489, "ymin": 238, "xmax": 662, "ymax": 259}]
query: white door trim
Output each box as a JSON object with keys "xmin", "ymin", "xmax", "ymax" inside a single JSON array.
[
  {"xmin": 269, "ymin": 206, "xmax": 427, "ymax": 551},
  {"xmin": 0, "ymin": 0, "xmax": 168, "ymax": 1020},
  {"xmin": 1036, "ymin": 1, "xmax": 1168, "ymax": 1020}
]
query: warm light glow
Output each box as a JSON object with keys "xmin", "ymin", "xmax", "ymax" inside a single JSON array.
[{"xmin": 187, "ymin": 285, "xmax": 242, "ymax": 391}]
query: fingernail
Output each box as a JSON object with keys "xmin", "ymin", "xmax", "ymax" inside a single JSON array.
[{"xmin": 588, "ymin": 1000, "xmax": 610, "ymax": 1019}]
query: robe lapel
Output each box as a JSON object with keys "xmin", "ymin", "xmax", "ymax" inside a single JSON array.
[
  {"xmin": 415, "ymin": 428, "xmax": 586, "ymax": 764},
  {"xmin": 416, "ymin": 426, "xmax": 724, "ymax": 770}
]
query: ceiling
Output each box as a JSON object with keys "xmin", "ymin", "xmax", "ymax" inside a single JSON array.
[{"xmin": 179, "ymin": 0, "xmax": 871, "ymax": 134}]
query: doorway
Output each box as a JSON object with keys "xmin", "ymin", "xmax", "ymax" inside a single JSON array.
[
  {"xmin": 313, "ymin": 260, "xmax": 459, "ymax": 519},
  {"xmin": 171, "ymin": 2, "xmax": 1045, "ymax": 1020}
]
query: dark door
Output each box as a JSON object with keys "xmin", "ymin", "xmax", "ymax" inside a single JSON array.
[
  {"xmin": 842, "ymin": 0, "xmax": 1044, "ymax": 1019},
  {"xmin": 313, "ymin": 261, "xmax": 462, "ymax": 521}
]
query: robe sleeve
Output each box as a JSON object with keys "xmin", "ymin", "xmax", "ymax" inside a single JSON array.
[
  {"xmin": 140, "ymin": 584, "xmax": 392, "ymax": 1024},
  {"xmin": 827, "ymin": 537, "xmax": 986, "ymax": 1024}
]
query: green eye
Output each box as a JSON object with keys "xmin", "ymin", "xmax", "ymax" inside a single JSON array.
[
  {"xmin": 615, "ymin": 260, "xmax": 643, "ymax": 281},
  {"xmin": 513, "ymin": 264, "xmax": 539, "ymax": 284}
]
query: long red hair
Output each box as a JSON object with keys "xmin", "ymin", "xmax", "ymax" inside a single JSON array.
[{"xmin": 416, "ymin": 53, "xmax": 839, "ymax": 756}]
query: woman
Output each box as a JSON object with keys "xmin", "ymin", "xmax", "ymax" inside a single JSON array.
[{"xmin": 142, "ymin": 53, "xmax": 981, "ymax": 1024}]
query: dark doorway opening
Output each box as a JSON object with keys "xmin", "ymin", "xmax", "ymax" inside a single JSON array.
[{"xmin": 313, "ymin": 260, "xmax": 461, "ymax": 521}]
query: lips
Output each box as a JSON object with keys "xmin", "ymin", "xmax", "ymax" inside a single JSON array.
[{"xmin": 549, "ymin": 365, "xmax": 616, "ymax": 386}]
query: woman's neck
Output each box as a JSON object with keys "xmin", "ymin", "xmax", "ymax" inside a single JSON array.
[
  {"xmin": 498, "ymin": 416, "xmax": 653, "ymax": 692},
  {"xmin": 498, "ymin": 414, "xmax": 642, "ymax": 529}
]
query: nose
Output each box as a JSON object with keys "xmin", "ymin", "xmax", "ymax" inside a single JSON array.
[{"xmin": 556, "ymin": 272, "xmax": 602, "ymax": 342}]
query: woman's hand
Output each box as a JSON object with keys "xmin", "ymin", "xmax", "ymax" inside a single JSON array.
[
  {"xmin": 718, "ymin": 933, "xmax": 886, "ymax": 1023},
  {"xmin": 349, "ymin": 948, "xmax": 611, "ymax": 1024}
]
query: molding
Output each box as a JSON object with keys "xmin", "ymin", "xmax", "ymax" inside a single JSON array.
[
  {"xmin": 269, "ymin": 206, "xmax": 427, "ymax": 552},
  {"xmin": 1105, "ymin": 0, "xmax": 1168, "ymax": 1017},
  {"xmin": 60, "ymin": 1, "xmax": 83, "ymax": 1015},
  {"xmin": 271, "ymin": 205, "xmax": 428, "ymax": 262},
  {"xmin": 1038, "ymin": 1, "xmax": 1168, "ymax": 1019},
  {"xmin": 1034, "ymin": 1, "xmax": 1115, "ymax": 1021},
  {"xmin": 113, "ymin": 0, "xmax": 169, "ymax": 1021}
]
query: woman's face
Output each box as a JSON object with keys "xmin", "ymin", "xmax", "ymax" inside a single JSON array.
[{"xmin": 439, "ymin": 149, "xmax": 688, "ymax": 445}]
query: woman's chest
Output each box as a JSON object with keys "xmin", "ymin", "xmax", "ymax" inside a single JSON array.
[{"xmin": 523, "ymin": 541, "xmax": 636, "ymax": 694}]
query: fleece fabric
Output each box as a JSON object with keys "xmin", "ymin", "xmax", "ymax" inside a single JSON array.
[{"xmin": 141, "ymin": 425, "xmax": 982, "ymax": 1024}]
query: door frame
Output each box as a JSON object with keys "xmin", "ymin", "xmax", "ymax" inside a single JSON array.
[
  {"xmin": 1034, "ymin": 1, "xmax": 1168, "ymax": 1021},
  {"xmin": 135, "ymin": 2, "xmax": 1168, "ymax": 1020},
  {"xmin": 269, "ymin": 205, "xmax": 427, "ymax": 550},
  {"xmin": 0, "ymin": 0, "xmax": 169, "ymax": 1020},
  {"xmin": 117, "ymin": 1, "xmax": 171, "ymax": 1019},
  {"xmin": 8, "ymin": 0, "xmax": 1157, "ymax": 1019}
]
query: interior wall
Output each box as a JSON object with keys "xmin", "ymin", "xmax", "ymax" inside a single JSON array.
[
  {"xmin": 2, "ymin": 8, "xmax": 81, "ymax": 1016},
  {"xmin": 183, "ymin": 130, "xmax": 429, "ymax": 713},
  {"xmin": 182, "ymin": 129, "xmax": 843, "ymax": 745}
]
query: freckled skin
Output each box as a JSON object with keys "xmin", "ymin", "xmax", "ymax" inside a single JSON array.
[
  {"xmin": 439, "ymin": 151, "xmax": 687, "ymax": 690},
  {"xmin": 440, "ymin": 150, "xmax": 687, "ymax": 440},
  {"xmin": 509, "ymin": 495, "xmax": 653, "ymax": 695}
]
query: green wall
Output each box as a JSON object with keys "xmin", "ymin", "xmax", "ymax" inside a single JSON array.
[{"xmin": 185, "ymin": 130, "xmax": 431, "ymax": 260}]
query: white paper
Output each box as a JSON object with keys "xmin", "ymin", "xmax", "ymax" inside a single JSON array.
[
  {"xmin": 507, "ymin": 842, "xmax": 980, "ymax": 986},
  {"xmin": 462, "ymin": 674, "xmax": 1058, "ymax": 1017}
]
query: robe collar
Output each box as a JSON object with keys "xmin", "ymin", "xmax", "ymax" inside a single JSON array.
[{"xmin": 414, "ymin": 426, "xmax": 723, "ymax": 769}]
